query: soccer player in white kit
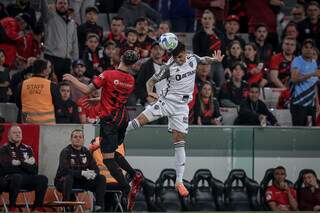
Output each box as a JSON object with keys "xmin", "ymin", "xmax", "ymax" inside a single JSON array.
[{"xmin": 126, "ymin": 42, "xmax": 224, "ymax": 196}]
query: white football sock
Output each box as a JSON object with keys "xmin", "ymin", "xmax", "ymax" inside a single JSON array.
[{"xmin": 174, "ymin": 141, "xmax": 186, "ymax": 183}]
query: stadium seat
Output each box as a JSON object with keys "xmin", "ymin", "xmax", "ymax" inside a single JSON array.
[
  {"xmin": 260, "ymin": 168, "xmax": 294, "ymax": 210},
  {"xmin": 224, "ymin": 169, "xmax": 260, "ymax": 211},
  {"xmin": 0, "ymin": 103, "xmax": 18, "ymax": 122},
  {"xmin": 220, "ymin": 107, "xmax": 238, "ymax": 125},
  {"xmin": 261, "ymin": 87, "xmax": 286, "ymax": 108},
  {"xmin": 127, "ymin": 105, "xmax": 144, "ymax": 120},
  {"xmin": 190, "ymin": 169, "xmax": 224, "ymax": 211},
  {"xmin": 54, "ymin": 188, "xmax": 89, "ymax": 213},
  {"xmin": 272, "ymin": 109, "xmax": 292, "ymax": 126},
  {"xmin": 155, "ymin": 168, "xmax": 186, "ymax": 211}
]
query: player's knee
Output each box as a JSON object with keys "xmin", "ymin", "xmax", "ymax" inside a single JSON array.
[{"xmin": 172, "ymin": 130, "xmax": 186, "ymax": 142}]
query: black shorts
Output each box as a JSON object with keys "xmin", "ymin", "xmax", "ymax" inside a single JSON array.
[{"xmin": 99, "ymin": 108, "xmax": 129, "ymax": 153}]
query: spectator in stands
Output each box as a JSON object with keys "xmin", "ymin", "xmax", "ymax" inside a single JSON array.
[
  {"xmin": 135, "ymin": 41, "xmax": 165, "ymax": 106},
  {"xmin": 192, "ymin": 9, "xmax": 224, "ymax": 57},
  {"xmin": 281, "ymin": 23, "xmax": 301, "ymax": 53},
  {"xmin": 41, "ymin": 0, "xmax": 79, "ymax": 82},
  {"xmin": 219, "ymin": 62, "xmax": 249, "ymax": 107},
  {"xmin": 195, "ymin": 62, "xmax": 216, "ymax": 90},
  {"xmin": 0, "ymin": 125, "xmax": 48, "ymax": 212},
  {"xmin": 6, "ymin": 0, "xmax": 36, "ymax": 30},
  {"xmin": 299, "ymin": 169, "xmax": 320, "ymax": 211},
  {"xmin": 77, "ymin": 89, "xmax": 100, "ymax": 123},
  {"xmin": 244, "ymin": 42, "xmax": 268, "ymax": 87},
  {"xmin": 252, "ymin": 23, "xmax": 274, "ymax": 66},
  {"xmin": 194, "ymin": 81, "xmax": 221, "ymax": 125},
  {"xmin": 16, "ymin": 59, "xmax": 62, "ymax": 124},
  {"xmin": 77, "ymin": 6, "xmax": 103, "ymax": 57},
  {"xmin": 222, "ymin": 15, "xmax": 245, "ymax": 54},
  {"xmin": 190, "ymin": 0, "xmax": 227, "ymax": 31},
  {"xmin": 118, "ymin": 0, "xmax": 161, "ymax": 27},
  {"xmin": 222, "ymin": 40, "xmax": 244, "ymax": 78},
  {"xmin": 265, "ymin": 166, "xmax": 298, "ymax": 211},
  {"xmin": 244, "ymin": 0, "xmax": 279, "ymax": 48},
  {"xmin": 82, "ymin": 33, "xmax": 110, "ymax": 79},
  {"xmin": 56, "ymin": 81, "xmax": 80, "ymax": 123},
  {"xmin": 297, "ymin": 1, "xmax": 320, "ymax": 49},
  {"xmin": 156, "ymin": 20, "xmax": 171, "ymax": 38},
  {"xmin": 0, "ymin": 14, "xmax": 28, "ymax": 67},
  {"xmin": 290, "ymin": 39, "xmax": 320, "ymax": 126},
  {"xmin": 270, "ymin": 37, "xmax": 297, "ymax": 88},
  {"xmin": 290, "ymin": 5, "xmax": 305, "ymax": 24},
  {"xmin": 105, "ymin": 16, "xmax": 126, "ymax": 48},
  {"xmin": 159, "ymin": 0, "xmax": 195, "ymax": 32},
  {"xmin": 120, "ymin": 28, "xmax": 140, "ymax": 56},
  {"xmin": 54, "ymin": 129, "xmax": 106, "ymax": 211},
  {"xmin": 103, "ymin": 41, "xmax": 117, "ymax": 59},
  {"xmin": 0, "ymin": 49, "xmax": 11, "ymax": 102},
  {"xmin": 135, "ymin": 17, "xmax": 155, "ymax": 58},
  {"xmin": 70, "ymin": 59, "xmax": 90, "ymax": 102},
  {"xmin": 234, "ymin": 83, "xmax": 278, "ymax": 125},
  {"xmin": 69, "ymin": 0, "xmax": 95, "ymax": 24}
]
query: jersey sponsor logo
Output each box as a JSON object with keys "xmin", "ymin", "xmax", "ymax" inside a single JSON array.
[
  {"xmin": 113, "ymin": 79, "xmax": 133, "ymax": 88},
  {"xmin": 175, "ymin": 70, "xmax": 195, "ymax": 81},
  {"xmin": 82, "ymin": 156, "xmax": 87, "ymax": 164}
]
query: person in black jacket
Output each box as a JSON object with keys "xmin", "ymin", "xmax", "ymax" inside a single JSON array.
[
  {"xmin": 77, "ymin": 6, "xmax": 103, "ymax": 57},
  {"xmin": 234, "ymin": 83, "xmax": 279, "ymax": 126},
  {"xmin": 54, "ymin": 129, "xmax": 106, "ymax": 212},
  {"xmin": 135, "ymin": 41, "xmax": 165, "ymax": 106},
  {"xmin": 56, "ymin": 81, "xmax": 80, "ymax": 123},
  {"xmin": 0, "ymin": 125, "xmax": 48, "ymax": 211}
]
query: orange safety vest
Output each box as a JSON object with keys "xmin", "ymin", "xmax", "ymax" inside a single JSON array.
[
  {"xmin": 21, "ymin": 76, "xmax": 56, "ymax": 124},
  {"xmin": 90, "ymin": 137, "xmax": 125, "ymax": 184}
]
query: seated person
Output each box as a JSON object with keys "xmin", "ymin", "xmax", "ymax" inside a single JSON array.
[
  {"xmin": 0, "ymin": 125, "xmax": 48, "ymax": 211},
  {"xmin": 194, "ymin": 81, "xmax": 222, "ymax": 125},
  {"xmin": 299, "ymin": 169, "xmax": 320, "ymax": 211},
  {"xmin": 54, "ymin": 129, "xmax": 106, "ymax": 212},
  {"xmin": 234, "ymin": 83, "xmax": 278, "ymax": 126},
  {"xmin": 265, "ymin": 166, "xmax": 298, "ymax": 211},
  {"xmin": 219, "ymin": 62, "xmax": 249, "ymax": 107}
]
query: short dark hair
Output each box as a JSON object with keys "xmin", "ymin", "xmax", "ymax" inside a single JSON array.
[
  {"xmin": 302, "ymin": 38, "xmax": 316, "ymax": 47},
  {"xmin": 302, "ymin": 169, "xmax": 317, "ymax": 178},
  {"xmin": 159, "ymin": 20, "xmax": 172, "ymax": 30},
  {"xmin": 32, "ymin": 59, "xmax": 49, "ymax": 75},
  {"xmin": 274, "ymin": 166, "xmax": 286, "ymax": 173},
  {"xmin": 135, "ymin": 17, "xmax": 148, "ymax": 26},
  {"xmin": 59, "ymin": 81, "xmax": 70, "ymax": 89},
  {"xmin": 125, "ymin": 27, "xmax": 138, "ymax": 37},
  {"xmin": 70, "ymin": 129, "xmax": 83, "ymax": 138},
  {"xmin": 103, "ymin": 40, "xmax": 116, "ymax": 48},
  {"xmin": 307, "ymin": 1, "xmax": 320, "ymax": 9},
  {"xmin": 249, "ymin": 83, "xmax": 260, "ymax": 90},
  {"xmin": 231, "ymin": 61, "xmax": 246, "ymax": 72},
  {"xmin": 255, "ymin": 23, "xmax": 268, "ymax": 31},
  {"xmin": 122, "ymin": 50, "xmax": 140, "ymax": 66},
  {"xmin": 112, "ymin": 16, "xmax": 124, "ymax": 24},
  {"xmin": 170, "ymin": 42, "xmax": 186, "ymax": 57},
  {"xmin": 85, "ymin": 6, "xmax": 99, "ymax": 14}
]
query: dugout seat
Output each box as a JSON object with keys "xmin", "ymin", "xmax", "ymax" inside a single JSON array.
[
  {"xmin": 294, "ymin": 169, "xmax": 320, "ymax": 202},
  {"xmin": 190, "ymin": 169, "xmax": 224, "ymax": 211},
  {"xmin": 260, "ymin": 168, "xmax": 294, "ymax": 210},
  {"xmin": 224, "ymin": 169, "xmax": 260, "ymax": 211},
  {"xmin": 155, "ymin": 168, "xmax": 190, "ymax": 211}
]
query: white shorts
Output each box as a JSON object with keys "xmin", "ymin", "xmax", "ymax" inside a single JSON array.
[{"xmin": 142, "ymin": 96, "xmax": 189, "ymax": 134}]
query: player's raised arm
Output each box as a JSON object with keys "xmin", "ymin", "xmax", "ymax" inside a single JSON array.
[
  {"xmin": 194, "ymin": 50, "xmax": 225, "ymax": 64},
  {"xmin": 146, "ymin": 64, "xmax": 170, "ymax": 99},
  {"xmin": 63, "ymin": 74, "xmax": 96, "ymax": 94}
]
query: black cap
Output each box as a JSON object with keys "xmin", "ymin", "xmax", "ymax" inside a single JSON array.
[
  {"xmin": 72, "ymin": 59, "xmax": 85, "ymax": 67},
  {"xmin": 302, "ymin": 38, "xmax": 316, "ymax": 47},
  {"xmin": 85, "ymin": 6, "xmax": 99, "ymax": 14},
  {"xmin": 122, "ymin": 50, "xmax": 140, "ymax": 65}
]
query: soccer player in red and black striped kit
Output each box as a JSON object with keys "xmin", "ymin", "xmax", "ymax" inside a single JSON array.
[{"xmin": 63, "ymin": 50, "xmax": 143, "ymax": 211}]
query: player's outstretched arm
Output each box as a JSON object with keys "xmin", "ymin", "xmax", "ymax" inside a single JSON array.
[
  {"xmin": 146, "ymin": 76, "xmax": 159, "ymax": 102},
  {"xmin": 63, "ymin": 74, "xmax": 96, "ymax": 94},
  {"xmin": 195, "ymin": 50, "xmax": 225, "ymax": 64}
]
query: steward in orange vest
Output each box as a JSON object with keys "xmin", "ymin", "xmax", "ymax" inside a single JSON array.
[{"xmin": 16, "ymin": 59, "xmax": 62, "ymax": 124}]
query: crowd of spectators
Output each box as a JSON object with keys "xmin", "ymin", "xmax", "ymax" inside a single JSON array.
[{"xmin": 0, "ymin": 0, "xmax": 320, "ymax": 126}]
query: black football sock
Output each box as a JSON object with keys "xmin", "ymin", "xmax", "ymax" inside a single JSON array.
[{"xmin": 114, "ymin": 151, "xmax": 136, "ymax": 178}]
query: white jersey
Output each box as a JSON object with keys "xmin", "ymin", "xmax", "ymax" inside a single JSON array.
[{"xmin": 153, "ymin": 53, "xmax": 203, "ymax": 103}]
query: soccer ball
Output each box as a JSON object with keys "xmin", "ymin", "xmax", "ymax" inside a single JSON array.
[{"xmin": 159, "ymin": 33, "xmax": 179, "ymax": 52}]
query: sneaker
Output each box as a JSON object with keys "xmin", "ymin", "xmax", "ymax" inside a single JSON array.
[
  {"xmin": 127, "ymin": 172, "xmax": 144, "ymax": 211},
  {"xmin": 175, "ymin": 182, "xmax": 189, "ymax": 197}
]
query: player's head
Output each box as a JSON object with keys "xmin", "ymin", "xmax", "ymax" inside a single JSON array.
[
  {"xmin": 121, "ymin": 50, "xmax": 140, "ymax": 66},
  {"xmin": 171, "ymin": 41, "xmax": 187, "ymax": 65},
  {"xmin": 273, "ymin": 166, "xmax": 287, "ymax": 184}
]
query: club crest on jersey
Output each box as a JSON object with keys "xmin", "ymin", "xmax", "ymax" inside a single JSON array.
[
  {"xmin": 154, "ymin": 104, "xmax": 160, "ymax": 110},
  {"xmin": 114, "ymin": 80, "xmax": 119, "ymax": 85},
  {"xmin": 189, "ymin": 61, "xmax": 193, "ymax": 68},
  {"xmin": 99, "ymin": 73, "xmax": 105, "ymax": 79}
]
